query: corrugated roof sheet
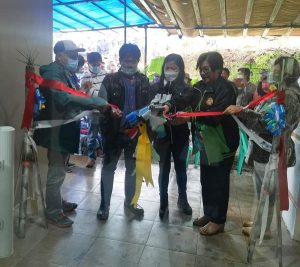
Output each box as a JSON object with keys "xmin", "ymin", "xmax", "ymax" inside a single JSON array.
[
  {"xmin": 53, "ymin": 0, "xmax": 300, "ymax": 37},
  {"xmin": 53, "ymin": 0, "xmax": 154, "ymax": 32}
]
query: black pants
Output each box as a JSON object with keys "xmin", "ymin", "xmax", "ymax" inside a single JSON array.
[
  {"xmin": 100, "ymin": 137, "xmax": 138, "ymax": 209},
  {"xmin": 200, "ymin": 156, "xmax": 234, "ymax": 224},
  {"xmin": 155, "ymin": 134, "xmax": 189, "ymax": 205}
]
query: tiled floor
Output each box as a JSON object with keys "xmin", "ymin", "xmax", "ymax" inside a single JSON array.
[{"xmin": 1, "ymin": 155, "xmax": 300, "ymax": 267}]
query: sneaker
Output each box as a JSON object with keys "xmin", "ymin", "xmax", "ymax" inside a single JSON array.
[
  {"xmin": 124, "ymin": 201, "xmax": 144, "ymax": 216},
  {"xmin": 65, "ymin": 166, "xmax": 73, "ymax": 173},
  {"xmin": 47, "ymin": 212, "xmax": 73, "ymax": 228},
  {"xmin": 62, "ymin": 201, "xmax": 78, "ymax": 212},
  {"xmin": 97, "ymin": 207, "xmax": 109, "ymax": 220},
  {"xmin": 159, "ymin": 205, "xmax": 169, "ymax": 220},
  {"xmin": 67, "ymin": 162, "xmax": 76, "ymax": 167},
  {"xmin": 86, "ymin": 158, "xmax": 96, "ymax": 168},
  {"xmin": 177, "ymin": 198, "xmax": 192, "ymax": 215}
]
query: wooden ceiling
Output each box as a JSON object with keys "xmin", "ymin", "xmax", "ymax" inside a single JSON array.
[{"xmin": 134, "ymin": 0, "xmax": 300, "ymax": 37}]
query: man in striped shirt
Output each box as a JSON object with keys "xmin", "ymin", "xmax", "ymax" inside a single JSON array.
[{"xmin": 81, "ymin": 52, "xmax": 106, "ymax": 167}]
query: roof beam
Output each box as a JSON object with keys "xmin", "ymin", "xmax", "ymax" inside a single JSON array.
[
  {"xmin": 56, "ymin": 0, "xmax": 108, "ymax": 28},
  {"xmin": 191, "ymin": 0, "xmax": 204, "ymax": 37},
  {"xmin": 59, "ymin": 22, "xmax": 152, "ymax": 33},
  {"xmin": 285, "ymin": 14, "xmax": 300, "ymax": 36},
  {"xmin": 138, "ymin": 0, "xmax": 164, "ymax": 26},
  {"xmin": 218, "ymin": 0, "xmax": 227, "ymax": 36},
  {"xmin": 118, "ymin": 0, "xmax": 152, "ymax": 23},
  {"xmin": 263, "ymin": 0, "xmax": 285, "ymax": 37},
  {"xmin": 161, "ymin": 0, "xmax": 183, "ymax": 38},
  {"xmin": 243, "ymin": 0, "xmax": 254, "ymax": 37}
]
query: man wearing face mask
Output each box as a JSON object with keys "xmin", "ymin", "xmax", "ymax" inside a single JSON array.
[
  {"xmin": 81, "ymin": 52, "xmax": 107, "ymax": 168},
  {"xmin": 97, "ymin": 43, "xmax": 151, "ymax": 220},
  {"xmin": 235, "ymin": 67, "xmax": 256, "ymax": 106},
  {"xmin": 33, "ymin": 40, "xmax": 110, "ymax": 228}
]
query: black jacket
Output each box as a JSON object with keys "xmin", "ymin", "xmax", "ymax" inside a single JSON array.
[
  {"xmin": 150, "ymin": 81, "xmax": 190, "ymax": 143},
  {"xmin": 167, "ymin": 77, "xmax": 239, "ymax": 163},
  {"xmin": 99, "ymin": 70, "xmax": 151, "ymax": 152}
]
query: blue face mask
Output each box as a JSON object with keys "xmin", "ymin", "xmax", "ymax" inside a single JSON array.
[
  {"xmin": 90, "ymin": 66, "xmax": 100, "ymax": 74},
  {"xmin": 120, "ymin": 66, "xmax": 138, "ymax": 76},
  {"xmin": 66, "ymin": 58, "xmax": 78, "ymax": 72}
]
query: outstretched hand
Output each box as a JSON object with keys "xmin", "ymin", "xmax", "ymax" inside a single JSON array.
[
  {"xmin": 110, "ymin": 105, "xmax": 123, "ymax": 118},
  {"xmin": 223, "ymin": 105, "xmax": 243, "ymax": 115}
]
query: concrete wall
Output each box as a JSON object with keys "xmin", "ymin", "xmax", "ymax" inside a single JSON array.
[
  {"xmin": 0, "ymin": 0, "xmax": 52, "ymax": 192},
  {"xmin": 0, "ymin": 0, "xmax": 52, "ymax": 142}
]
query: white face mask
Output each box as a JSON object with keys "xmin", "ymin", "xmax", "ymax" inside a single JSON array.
[{"xmin": 164, "ymin": 70, "xmax": 179, "ymax": 82}]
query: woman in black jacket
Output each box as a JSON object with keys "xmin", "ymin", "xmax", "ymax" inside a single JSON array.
[
  {"xmin": 163, "ymin": 52, "xmax": 239, "ymax": 235},
  {"xmin": 151, "ymin": 54, "xmax": 192, "ymax": 219}
]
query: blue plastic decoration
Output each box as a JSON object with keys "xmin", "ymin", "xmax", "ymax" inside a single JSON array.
[
  {"xmin": 262, "ymin": 102, "xmax": 285, "ymax": 136},
  {"xmin": 34, "ymin": 88, "xmax": 46, "ymax": 118}
]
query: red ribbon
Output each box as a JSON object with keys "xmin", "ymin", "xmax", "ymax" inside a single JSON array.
[
  {"xmin": 164, "ymin": 89, "xmax": 289, "ymax": 210},
  {"xmin": 165, "ymin": 90, "xmax": 279, "ymax": 119},
  {"xmin": 243, "ymin": 91, "xmax": 277, "ymax": 109},
  {"xmin": 22, "ymin": 70, "xmax": 90, "ymax": 129}
]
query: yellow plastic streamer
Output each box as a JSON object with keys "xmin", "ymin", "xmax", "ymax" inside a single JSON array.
[{"xmin": 131, "ymin": 122, "xmax": 154, "ymax": 206}]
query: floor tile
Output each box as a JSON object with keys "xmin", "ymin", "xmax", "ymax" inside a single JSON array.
[
  {"xmin": 138, "ymin": 246, "xmax": 196, "ymax": 267},
  {"xmin": 197, "ymin": 232, "xmax": 247, "ymax": 263},
  {"xmin": 147, "ymin": 222, "xmax": 198, "ymax": 254},
  {"xmin": 4, "ymin": 159, "xmax": 300, "ymax": 267},
  {"xmin": 14, "ymin": 230, "xmax": 96, "ymax": 267},
  {"xmin": 63, "ymin": 209, "xmax": 106, "ymax": 236},
  {"xmin": 98, "ymin": 214, "xmax": 153, "ymax": 244},
  {"xmin": 77, "ymin": 237, "xmax": 144, "ymax": 267},
  {"xmin": 77, "ymin": 193, "xmax": 122, "ymax": 214},
  {"xmin": 195, "ymin": 255, "xmax": 249, "ymax": 267}
]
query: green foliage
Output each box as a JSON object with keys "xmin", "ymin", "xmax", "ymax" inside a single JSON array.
[
  {"xmin": 191, "ymin": 78, "xmax": 199, "ymax": 85},
  {"xmin": 145, "ymin": 56, "xmax": 165, "ymax": 80}
]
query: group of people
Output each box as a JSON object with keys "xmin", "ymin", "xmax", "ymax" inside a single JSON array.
[{"xmin": 33, "ymin": 40, "xmax": 300, "ymax": 239}]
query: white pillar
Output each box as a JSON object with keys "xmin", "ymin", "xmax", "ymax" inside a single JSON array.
[
  {"xmin": 283, "ymin": 123, "xmax": 300, "ymax": 241},
  {"xmin": 0, "ymin": 126, "xmax": 15, "ymax": 258}
]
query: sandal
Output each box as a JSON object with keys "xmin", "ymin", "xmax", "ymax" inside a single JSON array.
[
  {"xmin": 242, "ymin": 226, "xmax": 272, "ymax": 239},
  {"xmin": 242, "ymin": 221, "xmax": 253, "ymax": 227},
  {"xmin": 193, "ymin": 216, "xmax": 210, "ymax": 227},
  {"xmin": 199, "ymin": 222, "xmax": 224, "ymax": 236}
]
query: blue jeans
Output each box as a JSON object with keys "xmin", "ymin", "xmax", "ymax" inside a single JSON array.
[{"xmin": 87, "ymin": 113, "xmax": 102, "ymax": 160}]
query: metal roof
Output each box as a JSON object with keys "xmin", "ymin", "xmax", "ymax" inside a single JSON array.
[
  {"xmin": 53, "ymin": 0, "xmax": 300, "ymax": 37},
  {"xmin": 134, "ymin": 0, "xmax": 300, "ymax": 37},
  {"xmin": 53, "ymin": 0, "xmax": 154, "ymax": 32}
]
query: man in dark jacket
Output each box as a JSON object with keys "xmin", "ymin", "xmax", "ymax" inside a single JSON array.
[
  {"xmin": 97, "ymin": 43, "xmax": 151, "ymax": 220},
  {"xmin": 33, "ymin": 40, "xmax": 109, "ymax": 228}
]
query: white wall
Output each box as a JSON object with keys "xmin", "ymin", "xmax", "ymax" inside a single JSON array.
[
  {"xmin": 283, "ymin": 124, "xmax": 300, "ymax": 241},
  {"xmin": 0, "ymin": 0, "xmax": 53, "ymax": 191}
]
